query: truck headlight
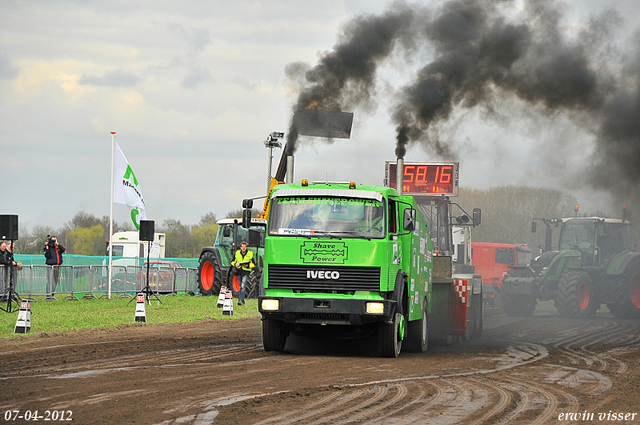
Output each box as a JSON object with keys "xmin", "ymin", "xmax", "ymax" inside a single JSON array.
[
  {"xmin": 366, "ymin": 302, "xmax": 385, "ymax": 314},
  {"xmin": 261, "ymin": 299, "xmax": 280, "ymax": 311}
]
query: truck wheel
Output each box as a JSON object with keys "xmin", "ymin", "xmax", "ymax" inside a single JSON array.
[
  {"xmin": 404, "ymin": 301, "xmax": 428, "ymax": 353},
  {"xmin": 245, "ymin": 270, "xmax": 259, "ymax": 299},
  {"xmin": 503, "ymin": 295, "xmax": 536, "ymax": 317},
  {"xmin": 378, "ymin": 312, "xmax": 404, "ymax": 358},
  {"xmin": 262, "ymin": 318, "xmax": 287, "ymax": 352},
  {"xmin": 555, "ymin": 269, "xmax": 598, "ymax": 319},
  {"xmin": 609, "ymin": 263, "xmax": 640, "ymax": 319},
  {"xmin": 197, "ymin": 252, "xmax": 222, "ymax": 296}
]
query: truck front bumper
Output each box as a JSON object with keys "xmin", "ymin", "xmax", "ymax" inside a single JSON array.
[{"xmin": 258, "ymin": 296, "xmax": 397, "ymax": 326}]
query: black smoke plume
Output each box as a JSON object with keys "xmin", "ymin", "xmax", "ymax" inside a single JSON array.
[
  {"xmin": 285, "ymin": 3, "xmax": 419, "ymax": 154},
  {"xmin": 286, "ymin": 0, "xmax": 640, "ymax": 213}
]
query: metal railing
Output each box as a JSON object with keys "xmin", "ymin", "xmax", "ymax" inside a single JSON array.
[{"xmin": 1, "ymin": 265, "xmax": 199, "ymax": 300}]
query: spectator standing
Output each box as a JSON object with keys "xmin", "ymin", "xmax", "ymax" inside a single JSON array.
[
  {"xmin": 44, "ymin": 236, "xmax": 65, "ymax": 299},
  {"xmin": 0, "ymin": 242, "xmax": 11, "ymax": 299}
]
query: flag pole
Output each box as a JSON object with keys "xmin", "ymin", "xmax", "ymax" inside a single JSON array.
[{"xmin": 108, "ymin": 131, "xmax": 116, "ymax": 299}]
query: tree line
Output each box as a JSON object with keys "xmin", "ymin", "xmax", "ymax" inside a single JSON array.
[
  {"xmin": 14, "ymin": 211, "xmax": 220, "ymax": 258},
  {"xmin": 11, "ymin": 185, "xmax": 636, "ymax": 258}
]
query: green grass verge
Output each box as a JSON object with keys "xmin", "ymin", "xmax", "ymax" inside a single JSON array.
[{"xmin": 0, "ymin": 296, "xmax": 260, "ymax": 339}]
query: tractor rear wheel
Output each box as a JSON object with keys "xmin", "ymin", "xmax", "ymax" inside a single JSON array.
[
  {"xmin": 503, "ymin": 294, "xmax": 536, "ymax": 317},
  {"xmin": 555, "ymin": 269, "xmax": 598, "ymax": 318},
  {"xmin": 226, "ymin": 268, "xmax": 240, "ymax": 296},
  {"xmin": 197, "ymin": 252, "xmax": 222, "ymax": 296},
  {"xmin": 608, "ymin": 263, "xmax": 640, "ymax": 319},
  {"xmin": 262, "ymin": 318, "xmax": 287, "ymax": 352}
]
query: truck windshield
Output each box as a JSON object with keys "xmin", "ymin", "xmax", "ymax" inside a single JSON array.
[
  {"xmin": 268, "ymin": 196, "xmax": 385, "ymax": 238},
  {"xmin": 516, "ymin": 247, "xmax": 532, "ymax": 266}
]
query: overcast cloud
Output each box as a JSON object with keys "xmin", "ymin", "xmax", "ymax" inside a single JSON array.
[{"xmin": 1, "ymin": 0, "xmax": 639, "ymax": 234}]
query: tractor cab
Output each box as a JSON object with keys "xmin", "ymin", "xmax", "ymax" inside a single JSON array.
[
  {"xmin": 214, "ymin": 218, "xmax": 267, "ymax": 268},
  {"xmin": 558, "ymin": 218, "xmax": 629, "ymax": 267}
]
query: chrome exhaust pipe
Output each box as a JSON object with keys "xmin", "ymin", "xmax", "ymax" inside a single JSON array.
[
  {"xmin": 396, "ymin": 157, "xmax": 404, "ymax": 195},
  {"xmin": 286, "ymin": 155, "xmax": 294, "ymax": 184}
]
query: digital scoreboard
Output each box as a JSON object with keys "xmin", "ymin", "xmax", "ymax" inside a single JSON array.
[{"xmin": 385, "ymin": 161, "xmax": 459, "ymax": 197}]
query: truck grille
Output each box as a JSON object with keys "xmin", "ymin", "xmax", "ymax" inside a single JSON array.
[
  {"xmin": 268, "ymin": 265, "xmax": 381, "ymax": 291},
  {"xmin": 296, "ymin": 313, "xmax": 351, "ymax": 324}
]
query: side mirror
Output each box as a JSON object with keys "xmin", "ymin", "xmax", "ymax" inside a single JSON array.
[
  {"xmin": 456, "ymin": 215, "xmax": 470, "ymax": 224},
  {"xmin": 403, "ymin": 208, "xmax": 416, "ymax": 232},
  {"xmin": 242, "ymin": 209, "xmax": 252, "ymax": 229},
  {"xmin": 242, "ymin": 199, "xmax": 253, "ymax": 209},
  {"xmin": 472, "ymin": 208, "xmax": 482, "ymax": 226},
  {"xmin": 531, "ymin": 221, "xmax": 537, "ymax": 233}
]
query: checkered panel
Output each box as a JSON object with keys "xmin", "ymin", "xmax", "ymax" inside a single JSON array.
[{"xmin": 454, "ymin": 279, "xmax": 468, "ymax": 305}]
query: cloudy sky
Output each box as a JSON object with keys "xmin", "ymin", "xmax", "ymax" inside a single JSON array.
[{"xmin": 2, "ymin": 0, "xmax": 639, "ymax": 234}]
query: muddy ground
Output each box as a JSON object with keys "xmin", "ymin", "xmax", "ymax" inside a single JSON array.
[{"xmin": 0, "ymin": 309, "xmax": 639, "ymax": 425}]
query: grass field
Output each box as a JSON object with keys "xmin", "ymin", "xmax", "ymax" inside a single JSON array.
[
  {"xmin": 0, "ymin": 295, "xmax": 260, "ymax": 339},
  {"xmin": 1, "ymin": 297, "xmax": 612, "ymax": 340}
]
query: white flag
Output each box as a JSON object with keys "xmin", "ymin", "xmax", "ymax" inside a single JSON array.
[{"xmin": 114, "ymin": 142, "xmax": 147, "ymax": 230}]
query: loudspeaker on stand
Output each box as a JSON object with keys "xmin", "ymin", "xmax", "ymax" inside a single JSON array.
[{"xmin": 139, "ymin": 220, "xmax": 154, "ymax": 242}]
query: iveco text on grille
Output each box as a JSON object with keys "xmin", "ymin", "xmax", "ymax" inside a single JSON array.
[{"xmin": 307, "ymin": 270, "xmax": 340, "ymax": 279}]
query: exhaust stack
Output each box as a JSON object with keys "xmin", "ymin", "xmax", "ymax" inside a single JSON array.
[
  {"xmin": 286, "ymin": 155, "xmax": 294, "ymax": 184},
  {"xmin": 396, "ymin": 157, "xmax": 404, "ymax": 195}
]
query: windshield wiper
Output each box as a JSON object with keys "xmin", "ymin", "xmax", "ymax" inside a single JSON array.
[
  {"xmin": 326, "ymin": 231, "xmax": 372, "ymax": 240},
  {"xmin": 308, "ymin": 231, "xmax": 343, "ymax": 239}
]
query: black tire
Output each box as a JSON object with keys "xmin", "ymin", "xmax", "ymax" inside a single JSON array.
[
  {"xmin": 503, "ymin": 294, "xmax": 536, "ymax": 317},
  {"xmin": 554, "ymin": 269, "xmax": 598, "ymax": 319},
  {"xmin": 404, "ymin": 301, "xmax": 428, "ymax": 353},
  {"xmin": 608, "ymin": 263, "xmax": 640, "ymax": 319},
  {"xmin": 245, "ymin": 270, "xmax": 260, "ymax": 299},
  {"xmin": 378, "ymin": 312, "xmax": 404, "ymax": 358},
  {"xmin": 197, "ymin": 251, "xmax": 223, "ymax": 296},
  {"xmin": 262, "ymin": 317, "xmax": 287, "ymax": 352}
]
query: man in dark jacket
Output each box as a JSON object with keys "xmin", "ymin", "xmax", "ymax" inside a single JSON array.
[
  {"xmin": 44, "ymin": 236, "xmax": 65, "ymax": 299},
  {"xmin": 0, "ymin": 241, "xmax": 12, "ymax": 299},
  {"xmin": 1, "ymin": 242, "xmax": 22, "ymax": 299}
]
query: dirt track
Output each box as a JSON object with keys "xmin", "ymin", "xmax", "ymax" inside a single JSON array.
[{"xmin": 1, "ymin": 309, "xmax": 639, "ymax": 424}]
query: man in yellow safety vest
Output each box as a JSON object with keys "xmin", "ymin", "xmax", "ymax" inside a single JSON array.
[{"xmin": 231, "ymin": 241, "xmax": 254, "ymax": 305}]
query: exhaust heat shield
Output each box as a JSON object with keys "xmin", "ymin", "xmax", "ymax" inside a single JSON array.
[{"xmin": 293, "ymin": 109, "xmax": 354, "ymax": 139}]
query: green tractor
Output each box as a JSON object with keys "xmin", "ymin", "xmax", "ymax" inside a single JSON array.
[
  {"xmin": 196, "ymin": 216, "xmax": 266, "ymax": 298},
  {"xmin": 502, "ymin": 216, "xmax": 640, "ymax": 319}
]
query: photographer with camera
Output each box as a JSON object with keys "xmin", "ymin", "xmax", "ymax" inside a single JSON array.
[{"xmin": 44, "ymin": 236, "xmax": 65, "ymax": 299}]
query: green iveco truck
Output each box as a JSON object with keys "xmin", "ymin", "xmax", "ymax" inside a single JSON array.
[{"xmin": 253, "ymin": 177, "xmax": 482, "ymax": 357}]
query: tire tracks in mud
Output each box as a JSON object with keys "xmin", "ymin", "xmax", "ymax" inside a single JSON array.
[
  {"xmin": 219, "ymin": 320, "xmax": 640, "ymax": 425},
  {"xmin": 543, "ymin": 320, "xmax": 640, "ymax": 377},
  {"xmin": 0, "ymin": 343, "xmax": 266, "ymax": 381},
  {"xmin": 212, "ymin": 344, "xmax": 554, "ymax": 425}
]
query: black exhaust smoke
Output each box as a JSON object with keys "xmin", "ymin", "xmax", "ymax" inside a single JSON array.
[
  {"xmin": 286, "ymin": 4, "xmax": 419, "ymax": 153},
  {"xmin": 285, "ymin": 0, "xmax": 640, "ymax": 213}
]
